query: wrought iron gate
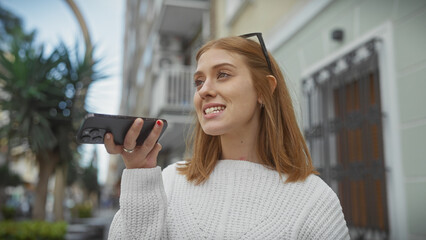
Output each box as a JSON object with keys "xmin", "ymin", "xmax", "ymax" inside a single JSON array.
[{"xmin": 302, "ymin": 39, "xmax": 389, "ymax": 240}]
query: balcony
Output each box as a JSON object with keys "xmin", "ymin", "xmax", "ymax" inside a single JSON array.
[
  {"xmin": 151, "ymin": 66, "xmax": 195, "ymax": 153},
  {"xmin": 158, "ymin": 0, "xmax": 209, "ymax": 40},
  {"xmin": 151, "ymin": 66, "xmax": 195, "ymax": 119}
]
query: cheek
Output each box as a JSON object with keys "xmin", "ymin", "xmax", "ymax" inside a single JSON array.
[
  {"xmin": 236, "ymin": 86, "xmax": 258, "ymax": 105},
  {"xmin": 193, "ymin": 93, "xmax": 202, "ymax": 114},
  {"xmin": 236, "ymin": 90, "xmax": 259, "ymax": 114}
]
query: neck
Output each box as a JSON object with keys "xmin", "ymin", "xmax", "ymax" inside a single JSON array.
[{"xmin": 220, "ymin": 127, "xmax": 260, "ymax": 164}]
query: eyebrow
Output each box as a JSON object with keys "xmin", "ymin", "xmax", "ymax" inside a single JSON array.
[{"xmin": 193, "ymin": 63, "xmax": 237, "ymax": 78}]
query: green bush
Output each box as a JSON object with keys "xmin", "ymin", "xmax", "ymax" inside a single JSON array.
[
  {"xmin": 0, "ymin": 165, "xmax": 22, "ymax": 188},
  {"xmin": 72, "ymin": 203, "xmax": 92, "ymax": 218},
  {"xmin": 1, "ymin": 206, "xmax": 16, "ymax": 220},
  {"xmin": 0, "ymin": 221, "xmax": 67, "ymax": 240}
]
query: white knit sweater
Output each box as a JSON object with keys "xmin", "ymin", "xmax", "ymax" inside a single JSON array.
[{"xmin": 108, "ymin": 160, "xmax": 350, "ymax": 239}]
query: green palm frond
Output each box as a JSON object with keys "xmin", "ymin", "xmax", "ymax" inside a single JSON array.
[{"xmin": 0, "ymin": 15, "xmax": 106, "ymax": 164}]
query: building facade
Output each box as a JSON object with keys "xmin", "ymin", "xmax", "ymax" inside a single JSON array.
[
  {"xmin": 105, "ymin": 0, "xmax": 210, "ymax": 196},
  {"xmin": 211, "ymin": 0, "xmax": 426, "ymax": 239},
  {"xmin": 110, "ymin": 0, "xmax": 426, "ymax": 239}
]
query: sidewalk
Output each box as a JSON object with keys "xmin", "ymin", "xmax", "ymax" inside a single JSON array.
[{"xmin": 65, "ymin": 208, "xmax": 117, "ymax": 240}]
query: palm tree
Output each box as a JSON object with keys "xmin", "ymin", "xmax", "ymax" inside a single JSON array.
[
  {"xmin": 64, "ymin": 0, "xmax": 93, "ymax": 110},
  {"xmin": 52, "ymin": 42, "xmax": 104, "ymax": 221},
  {"xmin": 54, "ymin": 0, "xmax": 96, "ymax": 221},
  {"xmin": 64, "ymin": 0, "xmax": 92, "ymax": 58},
  {"xmin": 1, "ymin": 2, "xmax": 103, "ymax": 221},
  {"xmin": 54, "ymin": 0, "xmax": 97, "ymax": 220},
  {"xmin": 0, "ymin": 34, "xmax": 65, "ymax": 219},
  {"xmin": 0, "ymin": 29, "xmax": 104, "ymax": 221},
  {"xmin": 0, "ymin": 4, "xmax": 29, "ymax": 216}
]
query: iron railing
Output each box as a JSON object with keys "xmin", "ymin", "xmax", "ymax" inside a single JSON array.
[
  {"xmin": 302, "ymin": 39, "xmax": 389, "ymax": 240},
  {"xmin": 151, "ymin": 66, "xmax": 195, "ymax": 117}
]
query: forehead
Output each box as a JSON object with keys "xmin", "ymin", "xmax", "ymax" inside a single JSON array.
[{"xmin": 196, "ymin": 48, "xmax": 245, "ymax": 71}]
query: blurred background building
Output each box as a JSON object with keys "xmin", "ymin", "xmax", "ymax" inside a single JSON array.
[
  {"xmin": 219, "ymin": 0, "xmax": 425, "ymax": 239},
  {"xmin": 0, "ymin": 0, "xmax": 425, "ymax": 239},
  {"xmin": 104, "ymin": 0, "xmax": 210, "ymax": 202},
  {"xmin": 110, "ymin": 0, "xmax": 426, "ymax": 239}
]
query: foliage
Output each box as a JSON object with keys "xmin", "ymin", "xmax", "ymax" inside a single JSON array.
[
  {"xmin": 0, "ymin": 6, "xmax": 35, "ymax": 47},
  {"xmin": 0, "ymin": 38, "xmax": 89, "ymax": 156},
  {"xmin": 71, "ymin": 202, "xmax": 92, "ymax": 218},
  {"xmin": 1, "ymin": 206, "xmax": 16, "ymax": 220},
  {"xmin": 0, "ymin": 4, "xmax": 106, "ymax": 220},
  {"xmin": 81, "ymin": 162, "xmax": 100, "ymax": 194},
  {"xmin": 0, "ymin": 164, "xmax": 21, "ymax": 187},
  {"xmin": 66, "ymin": 156, "xmax": 79, "ymax": 186},
  {"xmin": 0, "ymin": 4, "xmax": 106, "ymax": 160},
  {"xmin": 0, "ymin": 3, "xmax": 106, "ymax": 163},
  {"xmin": 1, "ymin": 43, "xmax": 52, "ymax": 150},
  {"xmin": 0, "ymin": 220, "xmax": 67, "ymax": 240}
]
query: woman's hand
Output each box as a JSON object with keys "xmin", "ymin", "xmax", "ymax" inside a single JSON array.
[{"xmin": 104, "ymin": 118, "xmax": 164, "ymax": 169}]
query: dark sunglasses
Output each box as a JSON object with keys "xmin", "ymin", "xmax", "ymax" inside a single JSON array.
[{"xmin": 239, "ymin": 32, "xmax": 273, "ymax": 73}]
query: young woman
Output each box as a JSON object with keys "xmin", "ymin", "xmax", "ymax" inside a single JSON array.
[{"xmin": 105, "ymin": 33, "xmax": 350, "ymax": 239}]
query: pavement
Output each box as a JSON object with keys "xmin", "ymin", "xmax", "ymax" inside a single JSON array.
[{"xmin": 65, "ymin": 208, "xmax": 117, "ymax": 240}]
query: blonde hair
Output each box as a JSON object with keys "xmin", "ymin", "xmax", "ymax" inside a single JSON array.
[{"xmin": 178, "ymin": 36, "xmax": 317, "ymax": 184}]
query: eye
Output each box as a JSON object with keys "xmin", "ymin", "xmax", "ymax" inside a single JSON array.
[
  {"xmin": 217, "ymin": 71, "xmax": 231, "ymax": 79},
  {"xmin": 194, "ymin": 79, "xmax": 204, "ymax": 89}
]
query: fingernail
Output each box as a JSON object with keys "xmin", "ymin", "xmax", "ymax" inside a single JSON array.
[
  {"xmin": 156, "ymin": 120, "xmax": 162, "ymax": 127},
  {"xmin": 106, "ymin": 134, "xmax": 111, "ymax": 139}
]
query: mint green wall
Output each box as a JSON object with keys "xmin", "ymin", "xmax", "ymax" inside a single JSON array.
[{"xmin": 273, "ymin": 0, "xmax": 426, "ymax": 238}]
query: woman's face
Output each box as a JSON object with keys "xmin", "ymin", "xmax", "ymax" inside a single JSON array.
[{"xmin": 193, "ymin": 48, "xmax": 261, "ymax": 137}]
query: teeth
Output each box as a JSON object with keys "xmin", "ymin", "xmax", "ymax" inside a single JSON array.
[{"xmin": 204, "ymin": 106, "xmax": 225, "ymax": 114}]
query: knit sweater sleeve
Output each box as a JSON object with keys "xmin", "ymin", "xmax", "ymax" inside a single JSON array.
[
  {"xmin": 108, "ymin": 166, "xmax": 168, "ymax": 240},
  {"xmin": 295, "ymin": 178, "xmax": 350, "ymax": 240}
]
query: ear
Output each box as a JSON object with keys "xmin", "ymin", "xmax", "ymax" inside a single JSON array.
[
  {"xmin": 258, "ymin": 75, "xmax": 277, "ymax": 105},
  {"xmin": 266, "ymin": 75, "xmax": 277, "ymax": 93}
]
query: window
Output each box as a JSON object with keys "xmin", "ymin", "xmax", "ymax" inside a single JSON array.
[{"xmin": 303, "ymin": 39, "xmax": 389, "ymax": 239}]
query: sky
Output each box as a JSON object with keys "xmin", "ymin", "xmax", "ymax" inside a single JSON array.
[{"xmin": 1, "ymin": 0, "xmax": 125, "ymax": 184}]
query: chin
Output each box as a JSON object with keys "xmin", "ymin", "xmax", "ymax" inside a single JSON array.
[
  {"xmin": 202, "ymin": 129, "xmax": 223, "ymax": 136},
  {"xmin": 201, "ymin": 124, "xmax": 226, "ymax": 136}
]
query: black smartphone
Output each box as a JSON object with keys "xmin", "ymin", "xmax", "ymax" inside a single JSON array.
[{"xmin": 76, "ymin": 113, "xmax": 168, "ymax": 146}]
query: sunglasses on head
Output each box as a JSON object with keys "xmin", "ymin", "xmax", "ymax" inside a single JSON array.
[{"xmin": 239, "ymin": 32, "xmax": 273, "ymax": 74}]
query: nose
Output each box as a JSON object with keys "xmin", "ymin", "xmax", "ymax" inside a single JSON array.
[{"xmin": 197, "ymin": 78, "xmax": 216, "ymax": 99}]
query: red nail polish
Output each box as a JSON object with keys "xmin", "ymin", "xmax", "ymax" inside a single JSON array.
[{"xmin": 156, "ymin": 120, "xmax": 162, "ymax": 126}]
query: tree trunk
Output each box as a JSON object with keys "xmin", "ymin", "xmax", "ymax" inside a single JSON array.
[
  {"xmin": 32, "ymin": 151, "xmax": 58, "ymax": 220},
  {"xmin": 0, "ymin": 187, "xmax": 6, "ymax": 209},
  {"xmin": 64, "ymin": 0, "xmax": 92, "ymax": 58},
  {"xmin": 64, "ymin": 0, "xmax": 94, "ymax": 121},
  {"xmin": 53, "ymin": 163, "xmax": 67, "ymax": 221}
]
